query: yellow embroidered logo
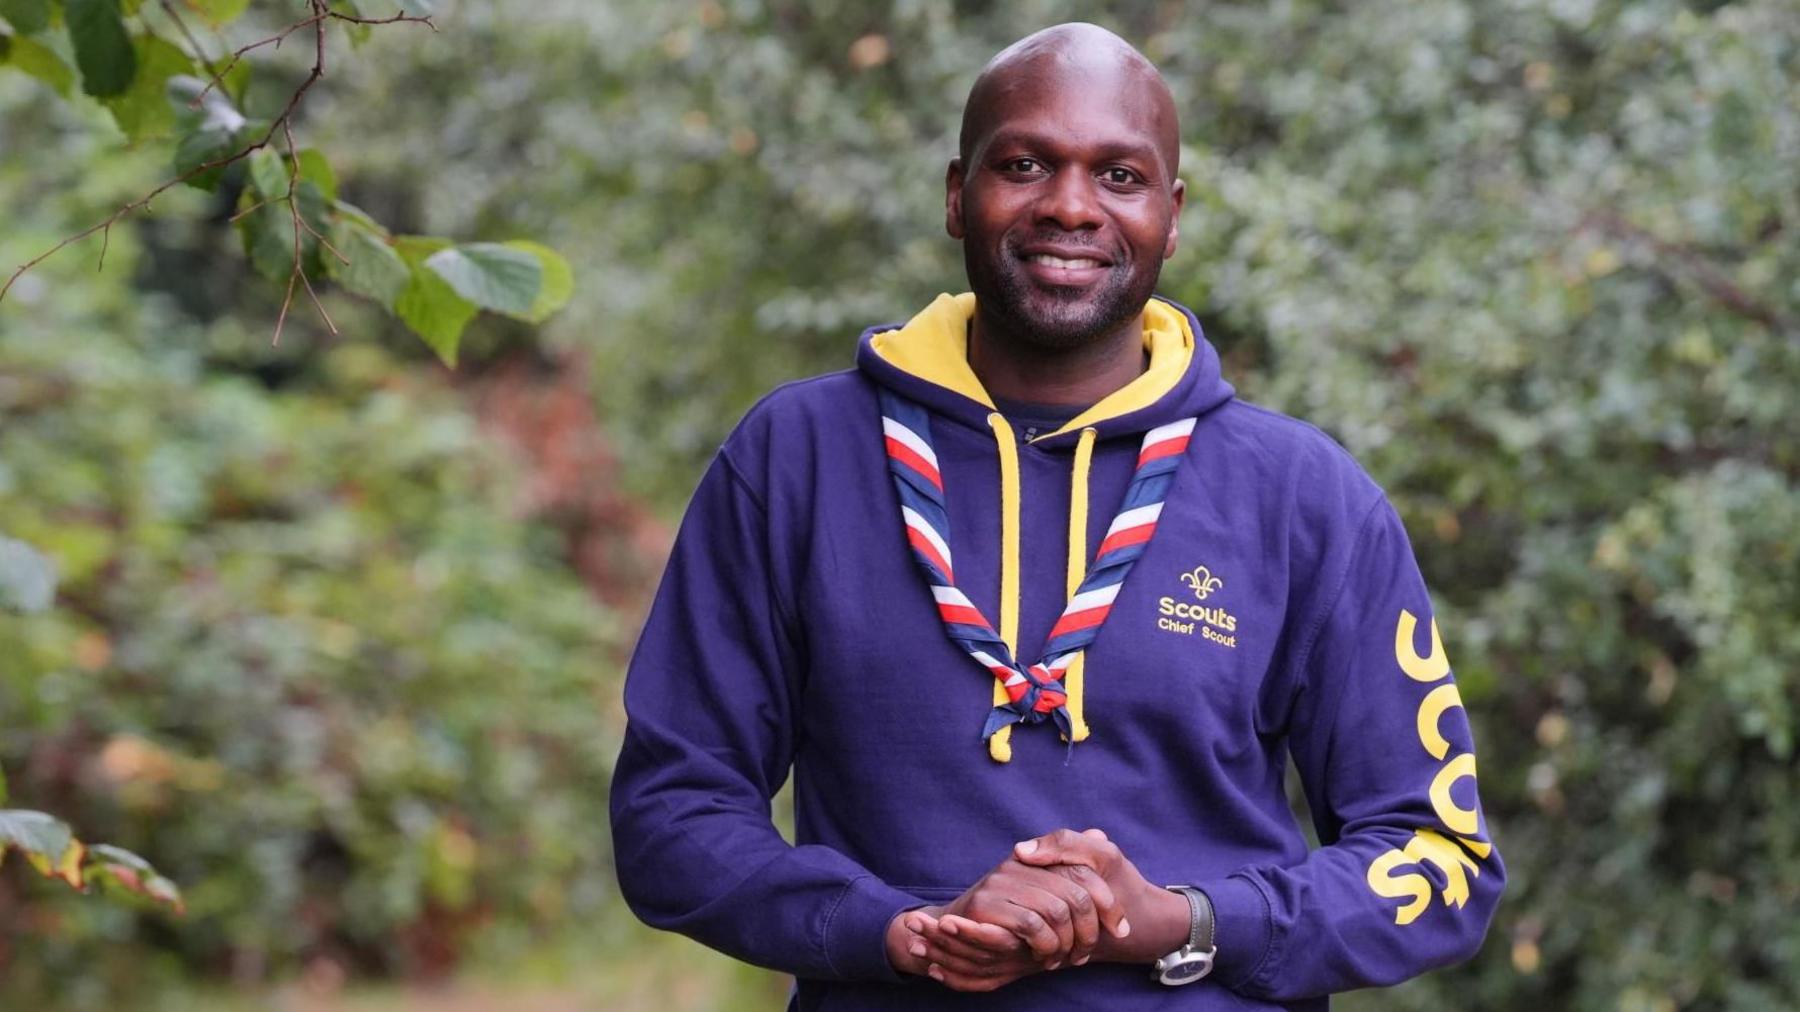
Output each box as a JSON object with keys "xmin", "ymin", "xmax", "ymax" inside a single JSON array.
[
  {"xmin": 1181, "ymin": 565, "xmax": 1223, "ymax": 600},
  {"xmin": 1157, "ymin": 565, "xmax": 1238, "ymax": 648}
]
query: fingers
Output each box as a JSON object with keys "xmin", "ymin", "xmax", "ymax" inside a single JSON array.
[
  {"xmin": 995, "ymin": 864, "xmax": 1113, "ymax": 963},
  {"xmin": 924, "ymin": 962, "xmax": 1018, "ymax": 992},
  {"xmin": 923, "ymin": 916, "xmax": 1011, "ymax": 966},
  {"xmin": 1026, "ymin": 868, "xmax": 1103, "ymax": 963},
  {"xmin": 961, "ymin": 886, "xmax": 1062, "ymax": 962},
  {"xmin": 1006, "ymin": 887, "xmax": 1074, "ymax": 963},
  {"xmin": 914, "ymin": 914, "xmax": 1039, "ymax": 990},
  {"xmin": 1053, "ymin": 862, "xmax": 1128, "ymax": 941},
  {"xmin": 902, "ymin": 909, "xmax": 937, "ymax": 936},
  {"xmin": 914, "ymin": 920, "xmax": 1017, "ymax": 976},
  {"xmin": 939, "ymin": 913, "xmax": 1025, "ymax": 953},
  {"xmin": 934, "ymin": 840, "xmax": 1131, "ymax": 978},
  {"xmin": 1009, "ymin": 829, "xmax": 1134, "ymax": 941},
  {"xmin": 923, "ymin": 935, "xmax": 1004, "ymax": 970},
  {"xmin": 1013, "ymin": 827, "xmax": 1122, "ymax": 875}
]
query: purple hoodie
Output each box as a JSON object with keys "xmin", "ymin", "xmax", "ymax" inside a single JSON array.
[{"xmin": 609, "ymin": 294, "xmax": 1503, "ymax": 1010}]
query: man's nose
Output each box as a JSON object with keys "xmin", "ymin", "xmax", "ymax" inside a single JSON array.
[{"xmin": 1034, "ymin": 169, "xmax": 1103, "ymax": 231}]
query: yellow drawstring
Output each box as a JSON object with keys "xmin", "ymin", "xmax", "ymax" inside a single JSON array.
[
  {"xmin": 983, "ymin": 418, "xmax": 1098, "ymax": 760},
  {"xmin": 986, "ymin": 412, "xmax": 1022, "ymax": 763},
  {"xmin": 1063, "ymin": 428, "xmax": 1097, "ymax": 742}
]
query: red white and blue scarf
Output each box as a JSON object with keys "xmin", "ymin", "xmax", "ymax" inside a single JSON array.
[{"xmin": 879, "ymin": 388, "xmax": 1194, "ymax": 755}]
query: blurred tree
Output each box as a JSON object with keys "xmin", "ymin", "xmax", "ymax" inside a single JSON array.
[
  {"xmin": 1, "ymin": 58, "xmax": 623, "ymax": 1005},
  {"xmin": 2, "ymin": 542, "xmax": 186, "ymax": 919}
]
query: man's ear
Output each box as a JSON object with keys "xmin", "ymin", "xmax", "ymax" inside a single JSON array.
[
  {"xmin": 1163, "ymin": 178, "xmax": 1186, "ymax": 259},
  {"xmin": 945, "ymin": 158, "xmax": 965, "ymax": 240}
]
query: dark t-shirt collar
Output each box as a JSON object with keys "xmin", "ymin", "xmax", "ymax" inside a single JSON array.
[{"xmin": 991, "ymin": 395, "xmax": 1091, "ymax": 441}]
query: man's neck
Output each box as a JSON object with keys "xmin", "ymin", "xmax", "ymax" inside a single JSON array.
[{"xmin": 967, "ymin": 308, "xmax": 1148, "ymax": 407}]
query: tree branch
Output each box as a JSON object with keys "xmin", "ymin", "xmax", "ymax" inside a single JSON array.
[
  {"xmin": 0, "ymin": 4, "xmax": 434, "ymax": 311},
  {"xmin": 276, "ymin": 112, "xmax": 338, "ymax": 344},
  {"xmin": 1581, "ymin": 210, "xmax": 1795, "ymax": 336}
]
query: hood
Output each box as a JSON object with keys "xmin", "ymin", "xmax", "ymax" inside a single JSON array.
[{"xmin": 855, "ymin": 292, "xmax": 1235, "ymax": 448}]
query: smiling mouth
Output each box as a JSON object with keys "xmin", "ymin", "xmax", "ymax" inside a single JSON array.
[{"xmin": 1023, "ymin": 253, "xmax": 1108, "ymax": 270}]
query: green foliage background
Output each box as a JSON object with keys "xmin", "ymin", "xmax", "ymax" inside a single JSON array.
[{"xmin": 3, "ymin": 0, "xmax": 1797, "ymax": 1009}]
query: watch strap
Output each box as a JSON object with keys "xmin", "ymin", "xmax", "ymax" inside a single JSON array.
[{"xmin": 1167, "ymin": 885, "xmax": 1216, "ymax": 953}]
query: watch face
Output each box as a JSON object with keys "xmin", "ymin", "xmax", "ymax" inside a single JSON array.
[{"xmin": 1166, "ymin": 960, "xmax": 1208, "ymax": 982}]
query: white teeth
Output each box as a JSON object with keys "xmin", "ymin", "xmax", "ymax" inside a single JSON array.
[{"xmin": 1026, "ymin": 254, "xmax": 1104, "ymax": 269}]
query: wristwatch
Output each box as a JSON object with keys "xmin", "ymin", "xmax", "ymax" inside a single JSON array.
[{"xmin": 1151, "ymin": 885, "xmax": 1216, "ymax": 986}]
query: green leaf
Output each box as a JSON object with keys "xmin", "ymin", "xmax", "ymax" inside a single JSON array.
[
  {"xmin": 0, "ymin": 0, "xmax": 51, "ymax": 34},
  {"xmin": 394, "ymin": 237, "xmax": 475, "ymax": 365},
  {"xmin": 67, "ymin": 0, "xmax": 135, "ymax": 97},
  {"xmin": 330, "ymin": 198, "xmax": 380, "ymax": 231},
  {"xmin": 0, "ymin": 32, "xmax": 74, "ymax": 95},
  {"xmin": 503, "ymin": 240, "xmax": 574, "ymax": 323},
  {"xmin": 0, "ymin": 534, "xmax": 57, "ymax": 613},
  {"xmin": 26, "ymin": 834, "xmax": 84, "ymax": 887},
  {"xmin": 330, "ymin": 224, "xmax": 409, "ymax": 307},
  {"xmin": 168, "ymin": 76, "xmax": 251, "ymax": 190},
  {"xmin": 100, "ymin": 34, "xmax": 194, "ymax": 142},
  {"xmin": 172, "ymin": 124, "xmax": 237, "ymax": 191},
  {"xmin": 423, "ymin": 242, "xmax": 542, "ymax": 317},
  {"xmin": 295, "ymin": 148, "xmax": 337, "ymax": 201},
  {"xmin": 0, "ymin": 765, "xmax": 8, "ymax": 806},
  {"xmin": 167, "ymin": 73, "xmax": 245, "ymax": 132},
  {"xmin": 236, "ymin": 181, "xmax": 327, "ymax": 283},
  {"xmin": 246, "ymin": 145, "xmax": 287, "ymax": 201},
  {"xmin": 391, "ymin": 234, "xmax": 450, "ymax": 262},
  {"xmin": 181, "ymin": 0, "xmax": 248, "ymax": 27},
  {"xmin": 295, "ymin": 180, "xmax": 330, "ymax": 249},
  {"xmin": 330, "ymin": 0, "xmax": 371, "ymax": 46},
  {"xmin": 0, "ymin": 810, "xmax": 74, "ymax": 864},
  {"xmin": 239, "ymin": 205, "xmax": 295, "ymax": 282},
  {"xmin": 87, "ymin": 844, "xmax": 185, "ymax": 913},
  {"xmin": 396, "ymin": 267, "xmax": 478, "ymax": 366}
]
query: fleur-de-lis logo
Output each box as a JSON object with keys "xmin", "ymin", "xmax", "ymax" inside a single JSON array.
[{"xmin": 1182, "ymin": 565, "xmax": 1223, "ymax": 601}]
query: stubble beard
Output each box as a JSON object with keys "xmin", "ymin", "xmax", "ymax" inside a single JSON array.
[{"xmin": 966, "ymin": 238, "xmax": 1164, "ymax": 354}]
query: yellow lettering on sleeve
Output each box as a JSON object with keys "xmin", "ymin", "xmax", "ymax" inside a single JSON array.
[
  {"xmin": 1415, "ymin": 682, "xmax": 1464, "ymax": 760},
  {"xmin": 1429, "ymin": 752, "xmax": 1482, "ymax": 837},
  {"xmin": 1365, "ymin": 848, "xmax": 1433, "ymax": 926},
  {"xmin": 1395, "ymin": 609, "xmax": 1450, "ymax": 683}
]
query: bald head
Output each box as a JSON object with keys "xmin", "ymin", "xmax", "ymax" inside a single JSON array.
[
  {"xmin": 958, "ymin": 23, "xmax": 1180, "ymax": 175},
  {"xmin": 945, "ymin": 23, "xmax": 1186, "ymax": 354}
]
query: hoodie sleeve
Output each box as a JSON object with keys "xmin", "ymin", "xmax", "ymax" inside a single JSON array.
[
  {"xmin": 1199, "ymin": 498, "xmax": 1505, "ymax": 1000},
  {"xmin": 608, "ymin": 445, "xmax": 925, "ymax": 982}
]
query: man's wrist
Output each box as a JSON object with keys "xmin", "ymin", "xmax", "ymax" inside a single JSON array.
[{"xmin": 1096, "ymin": 883, "xmax": 1193, "ymax": 964}]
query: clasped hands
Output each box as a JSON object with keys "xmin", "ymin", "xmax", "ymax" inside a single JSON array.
[{"xmin": 884, "ymin": 828, "xmax": 1190, "ymax": 992}]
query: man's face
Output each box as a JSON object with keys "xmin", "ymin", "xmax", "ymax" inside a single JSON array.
[{"xmin": 948, "ymin": 60, "xmax": 1184, "ymax": 351}]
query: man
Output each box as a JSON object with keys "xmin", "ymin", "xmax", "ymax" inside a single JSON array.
[{"xmin": 610, "ymin": 23, "xmax": 1503, "ymax": 1010}]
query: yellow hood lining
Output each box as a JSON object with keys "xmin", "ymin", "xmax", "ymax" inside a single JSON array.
[{"xmin": 868, "ymin": 293, "xmax": 1196, "ymax": 439}]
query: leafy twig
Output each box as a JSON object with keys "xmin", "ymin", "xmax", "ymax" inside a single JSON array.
[
  {"xmin": 0, "ymin": 3, "xmax": 435, "ymax": 310},
  {"xmin": 277, "ymin": 114, "xmax": 337, "ymax": 343},
  {"xmin": 156, "ymin": 0, "xmax": 226, "ymax": 88},
  {"xmin": 189, "ymin": 7, "xmax": 433, "ymax": 110}
]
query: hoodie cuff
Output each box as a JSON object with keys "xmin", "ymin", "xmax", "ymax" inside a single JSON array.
[
  {"xmin": 822, "ymin": 875, "xmax": 929, "ymax": 983},
  {"xmin": 1199, "ymin": 874, "xmax": 1273, "ymax": 991}
]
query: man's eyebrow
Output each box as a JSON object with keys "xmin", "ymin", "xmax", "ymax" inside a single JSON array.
[{"xmin": 980, "ymin": 129, "xmax": 1164, "ymax": 166}]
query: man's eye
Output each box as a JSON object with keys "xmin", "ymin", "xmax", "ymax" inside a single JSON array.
[
  {"xmin": 1008, "ymin": 158, "xmax": 1043, "ymax": 173},
  {"xmin": 1102, "ymin": 167, "xmax": 1140, "ymax": 185}
]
